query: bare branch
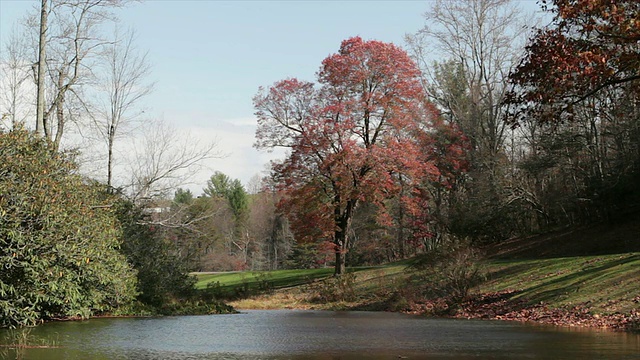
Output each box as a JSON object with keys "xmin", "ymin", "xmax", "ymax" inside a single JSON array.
[{"xmin": 124, "ymin": 117, "xmax": 224, "ymax": 202}]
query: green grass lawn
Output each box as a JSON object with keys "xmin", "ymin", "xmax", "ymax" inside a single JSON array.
[
  {"xmin": 193, "ymin": 265, "xmax": 405, "ymax": 291},
  {"xmin": 193, "ymin": 216, "xmax": 640, "ymax": 329},
  {"xmin": 482, "ymin": 253, "xmax": 640, "ymax": 314},
  {"xmin": 194, "ymin": 268, "xmax": 334, "ymax": 290},
  {"xmin": 194, "ymin": 252, "xmax": 639, "ymax": 317}
]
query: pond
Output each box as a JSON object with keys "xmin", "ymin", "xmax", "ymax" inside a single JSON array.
[{"xmin": 1, "ymin": 310, "xmax": 639, "ymax": 359}]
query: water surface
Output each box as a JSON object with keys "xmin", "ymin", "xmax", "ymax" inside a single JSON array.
[{"xmin": 1, "ymin": 310, "xmax": 639, "ymax": 359}]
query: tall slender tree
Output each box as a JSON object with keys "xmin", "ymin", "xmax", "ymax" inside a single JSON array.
[
  {"xmin": 35, "ymin": 0, "xmax": 48, "ymax": 136},
  {"xmin": 31, "ymin": 0, "xmax": 131, "ymax": 148},
  {"xmin": 95, "ymin": 27, "xmax": 153, "ymax": 187}
]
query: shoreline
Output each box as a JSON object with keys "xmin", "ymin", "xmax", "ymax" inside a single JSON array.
[
  {"xmin": 407, "ymin": 290, "xmax": 640, "ymax": 333},
  {"xmin": 229, "ymin": 289, "xmax": 640, "ymax": 333}
]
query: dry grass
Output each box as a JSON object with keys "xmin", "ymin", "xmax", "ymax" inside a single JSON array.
[{"xmin": 196, "ymin": 217, "xmax": 640, "ymax": 331}]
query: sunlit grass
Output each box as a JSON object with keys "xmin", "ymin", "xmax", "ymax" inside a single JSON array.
[
  {"xmin": 482, "ymin": 253, "xmax": 640, "ymax": 314},
  {"xmin": 193, "ymin": 252, "xmax": 640, "ymax": 316},
  {"xmin": 193, "ymin": 265, "xmax": 402, "ymax": 290},
  {"xmin": 194, "ymin": 268, "xmax": 334, "ymax": 290}
]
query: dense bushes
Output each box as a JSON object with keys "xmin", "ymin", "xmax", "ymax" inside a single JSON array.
[
  {"xmin": 0, "ymin": 129, "xmax": 235, "ymax": 328},
  {"xmin": 411, "ymin": 242, "xmax": 485, "ymax": 306},
  {"xmin": 0, "ymin": 130, "xmax": 138, "ymax": 328},
  {"xmin": 115, "ymin": 200, "xmax": 197, "ymax": 308}
]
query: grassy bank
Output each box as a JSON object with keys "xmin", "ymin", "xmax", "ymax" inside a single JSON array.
[
  {"xmin": 195, "ymin": 268, "xmax": 335, "ymax": 291},
  {"xmin": 194, "ymin": 252, "xmax": 639, "ymax": 330},
  {"xmin": 462, "ymin": 253, "xmax": 639, "ymax": 331},
  {"xmin": 482, "ymin": 254, "xmax": 640, "ymax": 314},
  {"xmin": 194, "ymin": 215, "xmax": 640, "ymax": 330}
]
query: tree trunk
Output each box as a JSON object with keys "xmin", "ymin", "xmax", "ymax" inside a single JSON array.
[
  {"xmin": 35, "ymin": 0, "xmax": 48, "ymax": 137},
  {"xmin": 107, "ymin": 125, "xmax": 115, "ymax": 187},
  {"xmin": 52, "ymin": 70, "xmax": 65, "ymax": 151},
  {"xmin": 333, "ymin": 200, "xmax": 356, "ymax": 276},
  {"xmin": 334, "ymin": 225, "xmax": 348, "ymax": 276},
  {"xmin": 335, "ymin": 244, "xmax": 346, "ymax": 275}
]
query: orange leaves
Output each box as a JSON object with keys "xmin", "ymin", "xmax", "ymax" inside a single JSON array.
[
  {"xmin": 507, "ymin": 0, "xmax": 640, "ymax": 125},
  {"xmin": 254, "ymin": 37, "xmax": 454, "ymax": 255}
]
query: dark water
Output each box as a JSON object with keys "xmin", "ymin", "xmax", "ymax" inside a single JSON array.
[{"xmin": 1, "ymin": 310, "xmax": 639, "ymax": 359}]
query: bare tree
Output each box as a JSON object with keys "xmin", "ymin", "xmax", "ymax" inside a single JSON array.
[
  {"xmin": 406, "ymin": 0, "xmax": 535, "ymax": 241},
  {"xmin": 0, "ymin": 26, "xmax": 33, "ymax": 129},
  {"xmin": 248, "ymin": 189, "xmax": 293, "ymax": 270},
  {"xmin": 35, "ymin": 0, "xmax": 48, "ymax": 136},
  {"xmin": 407, "ymin": 0, "xmax": 531, "ymax": 172},
  {"xmin": 126, "ymin": 117, "xmax": 222, "ymax": 202},
  {"xmin": 31, "ymin": 0, "xmax": 131, "ymax": 149},
  {"xmin": 95, "ymin": 27, "xmax": 153, "ymax": 187}
]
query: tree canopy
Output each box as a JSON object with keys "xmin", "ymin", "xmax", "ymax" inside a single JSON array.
[
  {"xmin": 507, "ymin": 0, "xmax": 640, "ymax": 123},
  {"xmin": 254, "ymin": 37, "xmax": 445, "ymax": 275}
]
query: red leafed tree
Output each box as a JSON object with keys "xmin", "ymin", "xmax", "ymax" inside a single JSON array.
[
  {"xmin": 254, "ymin": 37, "xmax": 441, "ymax": 275},
  {"xmin": 407, "ymin": 117, "xmax": 470, "ymax": 247},
  {"xmin": 507, "ymin": 0, "xmax": 640, "ymax": 123}
]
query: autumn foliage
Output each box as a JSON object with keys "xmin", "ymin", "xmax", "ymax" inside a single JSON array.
[
  {"xmin": 501, "ymin": 0, "xmax": 640, "ymax": 227},
  {"xmin": 254, "ymin": 37, "xmax": 454, "ymax": 274},
  {"xmin": 507, "ymin": 0, "xmax": 640, "ymax": 123}
]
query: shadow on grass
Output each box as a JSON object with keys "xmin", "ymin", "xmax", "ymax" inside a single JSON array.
[
  {"xmin": 196, "ymin": 266, "xmax": 381, "ymax": 301},
  {"xmin": 511, "ymin": 254, "xmax": 640, "ymax": 306},
  {"xmin": 485, "ymin": 262, "xmax": 541, "ymax": 282}
]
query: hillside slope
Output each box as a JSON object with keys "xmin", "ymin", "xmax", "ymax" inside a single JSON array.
[
  {"xmin": 196, "ymin": 215, "xmax": 639, "ymax": 331},
  {"xmin": 486, "ymin": 212, "xmax": 640, "ymax": 259}
]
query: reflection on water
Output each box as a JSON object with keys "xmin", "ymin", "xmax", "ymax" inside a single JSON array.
[{"xmin": 1, "ymin": 310, "xmax": 639, "ymax": 359}]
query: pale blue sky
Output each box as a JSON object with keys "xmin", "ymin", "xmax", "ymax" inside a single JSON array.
[
  {"xmin": 0, "ymin": 0, "xmax": 542, "ymax": 192},
  {"xmin": 114, "ymin": 0, "xmax": 431, "ymax": 123}
]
